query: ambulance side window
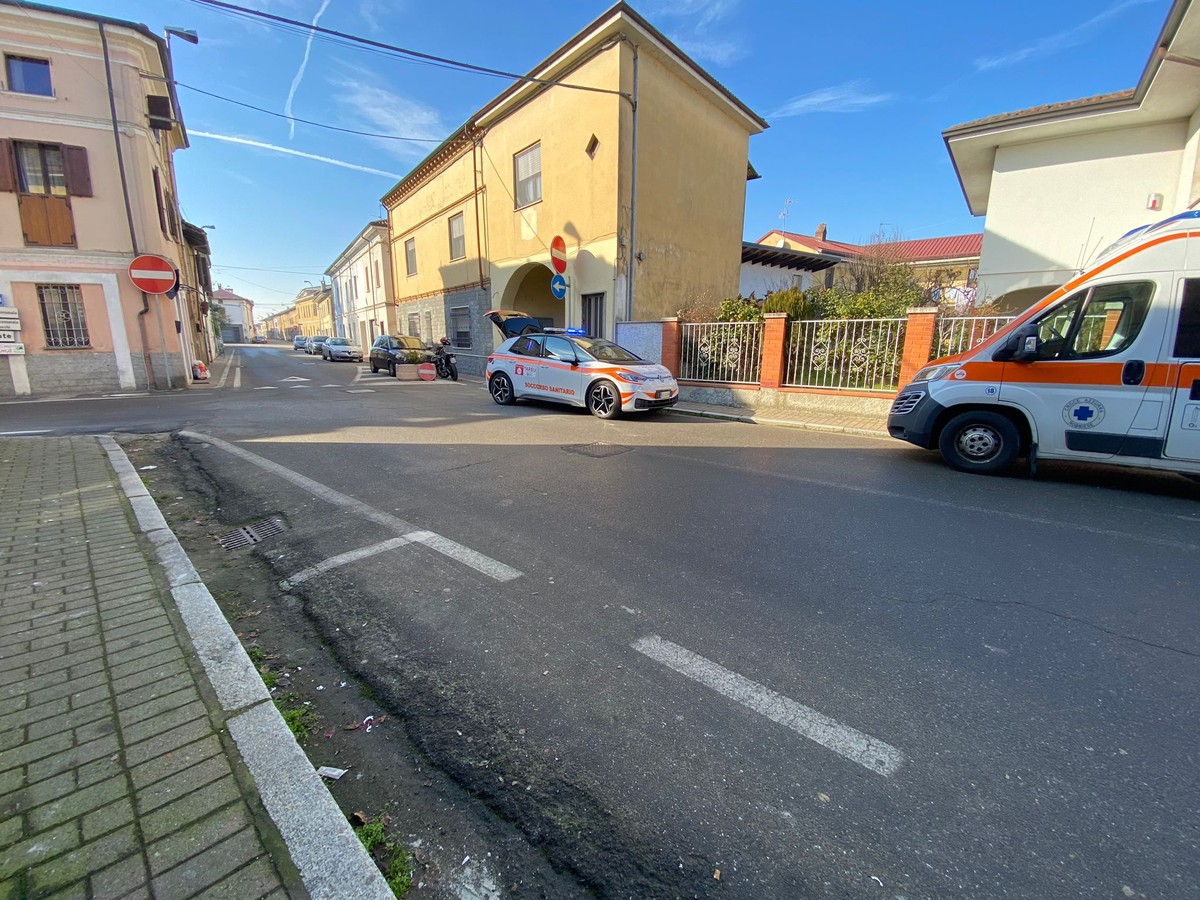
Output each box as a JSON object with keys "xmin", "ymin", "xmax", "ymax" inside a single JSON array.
[
  {"xmin": 511, "ymin": 336, "xmax": 543, "ymax": 357},
  {"xmin": 1034, "ymin": 282, "xmax": 1153, "ymax": 359},
  {"xmin": 1173, "ymin": 278, "xmax": 1200, "ymax": 358},
  {"xmin": 1066, "ymin": 282, "xmax": 1153, "ymax": 358}
]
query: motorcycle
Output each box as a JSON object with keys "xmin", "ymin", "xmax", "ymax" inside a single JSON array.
[{"xmin": 433, "ymin": 337, "xmax": 458, "ymax": 381}]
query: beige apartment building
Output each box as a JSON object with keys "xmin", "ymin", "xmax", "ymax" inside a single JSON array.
[
  {"xmin": 382, "ymin": 2, "xmax": 767, "ymax": 373},
  {"xmin": 0, "ymin": 0, "xmax": 204, "ymax": 397},
  {"xmin": 325, "ymin": 220, "xmax": 395, "ymax": 348}
]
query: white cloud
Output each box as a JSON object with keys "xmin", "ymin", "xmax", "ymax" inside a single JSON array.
[
  {"xmin": 674, "ymin": 37, "xmax": 747, "ymax": 66},
  {"xmin": 190, "ymin": 131, "xmax": 400, "ymax": 178},
  {"xmin": 769, "ymin": 81, "xmax": 893, "ymax": 118},
  {"xmin": 329, "ymin": 68, "xmax": 448, "ymax": 161},
  {"xmin": 642, "ymin": 0, "xmax": 746, "ymax": 66},
  {"xmin": 974, "ymin": 0, "xmax": 1159, "ymax": 71},
  {"xmin": 284, "ymin": 0, "xmax": 333, "ymax": 139},
  {"xmin": 647, "ymin": 0, "xmax": 740, "ymax": 29}
]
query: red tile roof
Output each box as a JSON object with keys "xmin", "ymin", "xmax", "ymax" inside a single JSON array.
[
  {"xmin": 759, "ymin": 230, "xmax": 981, "ymax": 262},
  {"xmin": 211, "ymin": 288, "xmax": 251, "ymax": 302}
]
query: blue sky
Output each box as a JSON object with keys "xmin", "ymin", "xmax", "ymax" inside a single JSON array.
[{"xmin": 97, "ymin": 0, "xmax": 1171, "ymax": 316}]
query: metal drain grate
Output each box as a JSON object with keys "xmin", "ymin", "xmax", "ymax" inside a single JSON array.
[
  {"xmin": 561, "ymin": 442, "xmax": 632, "ymax": 459},
  {"xmin": 219, "ymin": 517, "xmax": 286, "ymax": 550}
]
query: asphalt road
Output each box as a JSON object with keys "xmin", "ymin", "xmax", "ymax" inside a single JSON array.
[{"xmin": 5, "ymin": 343, "xmax": 1199, "ymax": 898}]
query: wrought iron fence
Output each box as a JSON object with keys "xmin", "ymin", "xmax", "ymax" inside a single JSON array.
[
  {"xmin": 784, "ymin": 318, "xmax": 907, "ymax": 391},
  {"xmin": 679, "ymin": 321, "xmax": 764, "ymax": 384},
  {"xmin": 934, "ymin": 315, "xmax": 1015, "ymax": 360}
]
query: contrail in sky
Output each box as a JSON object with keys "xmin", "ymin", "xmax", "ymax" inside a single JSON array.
[
  {"xmin": 190, "ymin": 131, "xmax": 400, "ymax": 178},
  {"xmin": 284, "ymin": 0, "xmax": 332, "ymax": 138}
]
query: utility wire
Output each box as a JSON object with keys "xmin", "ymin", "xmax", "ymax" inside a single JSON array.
[
  {"xmin": 184, "ymin": 0, "xmax": 627, "ymax": 99},
  {"xmin": 175, "ymin": 81, "xmax": 445, "ymax": 143}
]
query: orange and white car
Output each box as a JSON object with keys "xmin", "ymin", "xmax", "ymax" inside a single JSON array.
[
  {"xmin": 888, "ymin": 210, "xmax": 1200, "ymax": 477},
  {"xmin": 484, "ymin": 310, "xmax": 678, "ymax": 419}
]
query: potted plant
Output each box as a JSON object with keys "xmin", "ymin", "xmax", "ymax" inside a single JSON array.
[{"xmin": 394, "ymin": 349, "xmax": 426, "ymax": 380}]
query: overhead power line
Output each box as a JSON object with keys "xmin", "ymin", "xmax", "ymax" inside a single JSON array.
[
  {"xmin": 175, "ymin": 81, "xmax": 445, "ymax": 143},
  {"xmin": 184, "ymin": 0, "xmax": 626, "ymax": 99}
]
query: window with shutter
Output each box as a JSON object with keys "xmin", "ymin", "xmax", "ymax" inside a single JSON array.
[{"xmin": 514, "ymin": 143, "xmax": 541, "ymax": 208}]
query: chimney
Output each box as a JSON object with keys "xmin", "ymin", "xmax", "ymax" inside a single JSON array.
[{"xmin": 816, "ymin": 223, "xmax": 827, "ymax": 241}]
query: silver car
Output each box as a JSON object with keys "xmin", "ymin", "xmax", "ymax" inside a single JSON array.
[{"xmin": 321, "ymin": 336, "xmax": 363, "ymax": 361}]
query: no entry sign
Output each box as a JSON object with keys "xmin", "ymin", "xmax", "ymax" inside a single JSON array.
[
  {"xmin": 550, "ymin": 235, "xmax": 567, "ymax": 274},
  {"xmin": 128, "ymin": 254, "xmax": 177, "ymax": 294}
]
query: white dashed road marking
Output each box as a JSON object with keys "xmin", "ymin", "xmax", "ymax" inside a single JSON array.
[
  {"xmin": 180, "ymin": 431, "xmax": 522, "ymax": 582},
  {"xmin": 632, "ymin": 635, "xmax": 904, "ymax": 776},
  {"xmin": 280, "ymin": 535, "xmax": 427, "ymax": 590}
]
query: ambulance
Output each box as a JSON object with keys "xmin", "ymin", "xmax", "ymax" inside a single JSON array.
[{"xmin": 887, "ymin": 210, "xmax": 1200, "ymax": 477}]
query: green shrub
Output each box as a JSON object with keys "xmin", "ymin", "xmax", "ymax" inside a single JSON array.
[
  {"xmin": 762, "ymin": 286, "xmax": 814, "ymax": 320},
  {"xmin": 715, "ymin": 297, "xmax": 763, "ymax": 323}
]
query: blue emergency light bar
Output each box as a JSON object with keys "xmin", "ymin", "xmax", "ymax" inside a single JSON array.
[{"xmin": 566, "ymin": 328, "xmax": 586, "ymax": 336}]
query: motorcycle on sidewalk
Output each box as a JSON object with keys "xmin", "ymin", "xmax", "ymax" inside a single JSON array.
[{"xmin": 433, "ymin": 337, "xmax": 458, "ymax": 381}]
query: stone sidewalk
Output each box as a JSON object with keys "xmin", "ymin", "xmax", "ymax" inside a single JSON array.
[
  {"xmin": 671, "ymin": 397, "xmax": 891, "ymax": 438},
  {"xmin": 0, "ymin": 437, "xmax": 391, "ymax": 899}
]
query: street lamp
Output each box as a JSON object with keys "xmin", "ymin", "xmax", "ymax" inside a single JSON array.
[{"xmin": 164, "ymin": 27, "xmax": 199, "ymax": 45}]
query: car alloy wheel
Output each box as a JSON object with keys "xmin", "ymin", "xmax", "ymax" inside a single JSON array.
[
  {"xmin": 489, "ymin": 372, "xmax": 514, "ymax": 405},
  {"xmin": 587, "ymin": 380, "xmax": 620, "ymax": 419}
]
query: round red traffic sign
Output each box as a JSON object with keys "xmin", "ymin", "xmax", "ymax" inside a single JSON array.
[
  {"xmin": 550, "ymin": 235, "xmax": 567, "ymax": 274},
  {"xmin": 418, "ymin": 362, "xmax": 436, "ymax": 381},
  {"xmin": 128, "ymin": 254, "xmax": 177, "ymax": 294}
]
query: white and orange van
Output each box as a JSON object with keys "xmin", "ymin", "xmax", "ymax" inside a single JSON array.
[{"xmin": 888, "ymin": 210, "xmax": 1200, "ymax": 477}]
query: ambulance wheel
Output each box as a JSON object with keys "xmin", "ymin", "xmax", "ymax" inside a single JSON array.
[
  {"xmin": 939, "ymin": 411, "xmax": 1020, "ymax": 475},
  {"xmin": 587, "ymin": 380, "xmax": 621, "ymax": 419},
  {"xmin": 489, "ymin": 372, "xmax": 515, "ymax": 405}
]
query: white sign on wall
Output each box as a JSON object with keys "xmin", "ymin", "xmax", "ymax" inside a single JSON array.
[{"xmin": 0, "ymin": 342, "xmax": 25, "ymax": 355}]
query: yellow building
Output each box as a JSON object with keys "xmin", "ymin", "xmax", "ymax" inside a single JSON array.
[
  {"xmin": 292, "ymin": 285, "xmax": 332, "ymax": 340},
  {"xmin": 381, "ymin": 2, "xmax": 766, "ymax": 372},
  {"xmin": 0, "ymin": 1, "xmax": 202, "ymax": 396}
]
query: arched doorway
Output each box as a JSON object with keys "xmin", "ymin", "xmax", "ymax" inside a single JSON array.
[{"xmin": 499, "ymin": 263, "xmax": 564, "ymax": 329}]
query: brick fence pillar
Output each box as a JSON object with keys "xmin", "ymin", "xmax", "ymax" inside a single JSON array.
[
  {"xmin": 661, "ymin": 317, "xmax": 681, "ymax": 377},
  {"xmin": 760, "ymin": 312, "xmax": 788, "ymax": 389},
  {"xmin": 897, "ymin": 307, "xmax": 939, "ymax": 388}
]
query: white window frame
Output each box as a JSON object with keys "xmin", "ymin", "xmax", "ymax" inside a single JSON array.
[
  {"xmin": 514, "ymin": 142, "xmax": 541, "ymax": 209},
  {"xmin": 449, "ymin": 212, "xmax": 466, "ymax": 260}
]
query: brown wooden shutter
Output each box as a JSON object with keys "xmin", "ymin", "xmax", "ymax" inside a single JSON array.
[
  {"xmin": 0, "ymin": 140, "xmax": 15, "ymax": 193},
  {"xmin": 18, "ymin": 193, "xmax": 51, "ymax": 245},
  {"xmin": 152, "ymin": 168, "xmax": 167, "ymax": 234},
  {"xmin": 45, "ymin": 196, "xmax": 75, "ymax": 246},
  {"xmin": 62, "ymin": 145, "xmax": 91, "ymax": 197}
]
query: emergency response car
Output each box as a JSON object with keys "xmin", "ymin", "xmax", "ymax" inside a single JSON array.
[
  {"xmin": 485, "ymin": 310, "xmax": 678, "ymax": 418},
  {"xmin": 888, "ymin": 210, "xmax": 1200, "ymax": 477}
]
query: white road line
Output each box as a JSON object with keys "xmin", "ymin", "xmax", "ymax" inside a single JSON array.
[
  {"xmin": 233, "ymin": 366, "xmax": 241, "ymax": 390},
  {"xmin": 0, "ymin": 429, "xmax": 51, "ymax": 435},
  {"xmin": 280, "ymin": 534, "xmax": 425, "ymax": 590},
  {"xmin": 214, "ymin": 350, "xmax": 237, "ymax": 388},
  {"xmin": 179, "ymin": 430, "xmax": 523, "ymax": 582},
  {"xmin": 631, "ymin": 636, "xmax": 905, "ymax": 777}
]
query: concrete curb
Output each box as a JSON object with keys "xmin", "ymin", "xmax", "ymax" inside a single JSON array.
[
  {"xmin": 97, "ymin": 435, "xmax": 394, "ymax": 900},
  {"xmin": 669, "ymin": 405, "xmax": 891, "ymax": 440}
]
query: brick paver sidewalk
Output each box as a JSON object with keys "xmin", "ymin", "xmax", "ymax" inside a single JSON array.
[{"xmin": 0, "ymin": 436, "xmax": 299, "ymax": 899}]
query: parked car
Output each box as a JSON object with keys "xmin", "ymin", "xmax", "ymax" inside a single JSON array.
[
  {"xmin": 251, "ymin": 334, "xmax": 268, "ymax": 344},
  {"xmin": 305, "ymin": 335, "xmax": 329, "ymax": 355},
  {"xmin": 369, "ymin": 335, "xmax": 432, "ymax": 376},
  {"xmin": 484, "ymin": 310, "xmax": 678, "ymax": 418},
  {"xmin": 292, "ymin": 335, "xmax": 308, "ymax": 350},
  {"xmin": 322, "ymin": 336, "xmax": 363, "ymax": 362}
]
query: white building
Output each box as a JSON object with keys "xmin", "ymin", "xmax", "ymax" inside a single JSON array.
[
  {"xmin": 943, "ymin": 0, "xmax": 1200, "ymax": 312},
  {"xmin": 212, "ymin": 286, "xmax": 253, "ymax": 343},
  {"xmin": 325, "ymin": 220, "xmax": 395, "ymax": 349}
]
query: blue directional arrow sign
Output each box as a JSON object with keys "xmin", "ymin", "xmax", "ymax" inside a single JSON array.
[{"xmin": 550, "ymin": 273, "xmax": 567, "ymax": 300}]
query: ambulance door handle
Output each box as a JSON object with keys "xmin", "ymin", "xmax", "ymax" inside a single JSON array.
[{"xmin": 1121, "ymin": 359, "xmax": 1145, "ymax": 385}]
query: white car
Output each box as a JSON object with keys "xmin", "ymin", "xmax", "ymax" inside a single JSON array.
[
  {"xmin": 321, "ymin": 337, "xmax": 363, "ymax": 361},
  {"xmin": 484, "ymin": 310, "xmax": 678, "ymax": 419}
]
